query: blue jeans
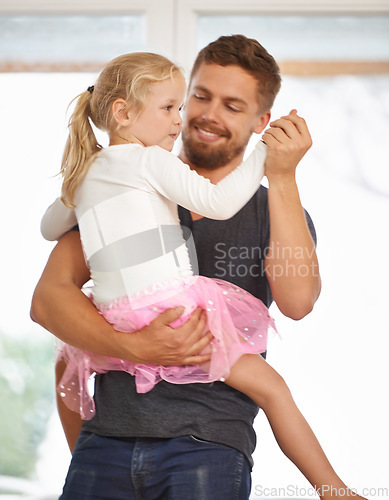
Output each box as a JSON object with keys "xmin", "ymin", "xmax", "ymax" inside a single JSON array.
[{"xmin": 59, "ymin": 431, "xmax": 251, "ymax": 499}]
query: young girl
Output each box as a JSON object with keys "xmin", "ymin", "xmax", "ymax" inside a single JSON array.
[{"xmin": 42, "ymin": 52, "xmax": 365, "ymax": 499}]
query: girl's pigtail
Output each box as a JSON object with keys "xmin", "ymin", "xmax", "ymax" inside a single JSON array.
[{"xmin": 60, "ymin": 90, "xmax": 102, "ymax": 208}]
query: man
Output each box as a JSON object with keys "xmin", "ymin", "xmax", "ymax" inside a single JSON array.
[{"xmin": 31, "ymin": 35, "xmax": 320, "ymax": 499}]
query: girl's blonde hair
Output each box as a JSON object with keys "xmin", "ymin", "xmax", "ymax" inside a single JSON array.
[{"xmin": 61, "ymin": 52, "xmax": 183, "ymax": 207}]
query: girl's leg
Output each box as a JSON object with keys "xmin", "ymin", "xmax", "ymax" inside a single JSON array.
[
  {"xmin": 56, "ymin": 359, "xmax": 83, "ymax": 454},
  {"xmin": 225, "ymin": 354, "xmax": 366, "ymax": 500}
]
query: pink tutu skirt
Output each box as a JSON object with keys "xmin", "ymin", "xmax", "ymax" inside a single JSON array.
[{"xmin": 57, "ymin": 275, "xmax": 276, "ymax": 419}]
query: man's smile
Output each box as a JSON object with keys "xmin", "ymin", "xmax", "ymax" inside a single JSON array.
[{"xmin": 194, "ymin": 124, "xmax": 229, "ymax": 143}]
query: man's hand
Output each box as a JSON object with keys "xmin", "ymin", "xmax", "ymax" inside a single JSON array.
[
  {"xmin": 122, "ymin": 307, "xmax": 213, "ymax": 366},
  {"xmin": 262, "ymin": 109, "xmax": 312, "ymax": 182}
]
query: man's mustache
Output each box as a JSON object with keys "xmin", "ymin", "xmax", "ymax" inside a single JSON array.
[{"xmin": 189, "ymin": 119, "xmax": 231, "ymax": 140}]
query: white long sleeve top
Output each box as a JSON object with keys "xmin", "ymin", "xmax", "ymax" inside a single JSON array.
[{"xmin": 41, "ymin": 142, "xmax": 266, "ymax": 304}]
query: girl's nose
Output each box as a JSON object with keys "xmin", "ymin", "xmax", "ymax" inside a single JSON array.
[{"xmin": 174, "ymin": 110, "xmax": 183, "ymax": 126}]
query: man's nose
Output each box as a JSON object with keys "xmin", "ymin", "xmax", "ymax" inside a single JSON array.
[{"xmin": 201, "ymin": 101, "xmax": 220, "ymax": 123}]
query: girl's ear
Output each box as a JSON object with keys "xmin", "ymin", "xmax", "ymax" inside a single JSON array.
[
  {"xmin": 253, "ymin": 110, "xmax": 271, "ymax": 134},
  {"xmin": 112, "ymin": 99, "xmax": 132, "ymax": 127}
]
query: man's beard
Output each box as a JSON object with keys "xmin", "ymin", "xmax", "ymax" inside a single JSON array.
[{"xmin": 182, "ymin": 119, "xmax": 251, "ymax": 170}]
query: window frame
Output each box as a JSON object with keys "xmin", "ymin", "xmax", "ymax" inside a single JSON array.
[
  {"xmin": 175, "ymin": 0, "xmax": 389, "ymax": 74},
  {"xmin": 1, "ymin": 0, "xmax": 389, "ymax": 74}
]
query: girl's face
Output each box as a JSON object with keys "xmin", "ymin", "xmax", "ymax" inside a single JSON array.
[{"xmin": 130, "ymin": 74, "xmax": 186, "ymax": 152}]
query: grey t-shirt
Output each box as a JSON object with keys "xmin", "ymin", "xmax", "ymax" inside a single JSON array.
[{"xmin": 83, "ymin": 185, "xmax": 316, "ymax": 467}]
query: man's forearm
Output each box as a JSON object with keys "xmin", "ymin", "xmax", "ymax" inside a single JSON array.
[
  {"xmin": 265, "ymin": 176, "xmax": 321, "ymax": 320},
  {"xmin": 31, "ymin": 281, "xmax": 128, "ymax": 357},
  {"xmin": 31, "ymin": 231, "xmax": 211, "ymax": 365},
  {"xmin": 30, "ymin": 232, "xmax": 133, "ymax": 359},
  {"xmin": 262, "ymin": 111, "xmax": 321, "ymax": 319},
  {"xmin": 31, "ymin": 276, "xmax": 212, "ymax": 365}
]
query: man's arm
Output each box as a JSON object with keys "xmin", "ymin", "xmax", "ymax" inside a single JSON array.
[
  {"xmin": 31, "ymin": 230, "xmax": 212, "ymax": 365},
  {"xmin": 262, "ymin": 110, "xmax": 321, "ymax": 320}
]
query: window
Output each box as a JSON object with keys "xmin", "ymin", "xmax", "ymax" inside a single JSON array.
[
  {"xmin": 0, "ymin": 0, "xmax": 175, "ymax": 70},
  {"xmin": 197, "ymin": 15, "xmax": 389, "ymax": 75},
  {"xmin": 0, "ymin": 15, "xmax": 147, "ymax": 71}
]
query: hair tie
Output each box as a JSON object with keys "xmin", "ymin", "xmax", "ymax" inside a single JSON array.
[{"xmin": 87, "ymin": 86, "xmax": 94, "ymax": 94}]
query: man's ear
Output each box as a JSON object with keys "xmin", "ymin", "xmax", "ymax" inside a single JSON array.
[
  {"xmin": 253, "ymin": 110, "xmax": 271, "ymax": 134},
  {"xmin": 112, "ymin": 99, "xmax": 132, "ymax": 127}
]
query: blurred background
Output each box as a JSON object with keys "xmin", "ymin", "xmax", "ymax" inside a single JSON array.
[{"xmin": 0, "ymin": 1, "xmax": 388, "ymax": 498}]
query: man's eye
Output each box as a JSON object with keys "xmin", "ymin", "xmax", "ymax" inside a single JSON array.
[
  {"xmin": 227, "ymin": 105, "xmax": 241, "ymax": 113},
  {"xmin": 194, "ymin": 94, "xmax": 207, "ymax": 100}
]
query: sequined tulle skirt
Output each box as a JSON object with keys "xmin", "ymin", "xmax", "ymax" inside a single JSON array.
[{"xmin": 57, "ymin": 275, "xmax": 276, "ymax": 419}]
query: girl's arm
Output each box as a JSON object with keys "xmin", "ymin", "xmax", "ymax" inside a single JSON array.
[
  {"xmin": 144, "ymin": 140, "xmax": 266, "ymax": 219},
  {"xmin": 40, "ymin": 141, "xmax": 266, "ymax": 242},
  {"xmin": 40, "ymin": 197, "xmax": 77, "ymax": 241}
]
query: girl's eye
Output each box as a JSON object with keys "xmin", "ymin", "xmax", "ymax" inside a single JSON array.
[{"xmin": 164, "ymin": 105, "xmax": 173, "ymax": 111}]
